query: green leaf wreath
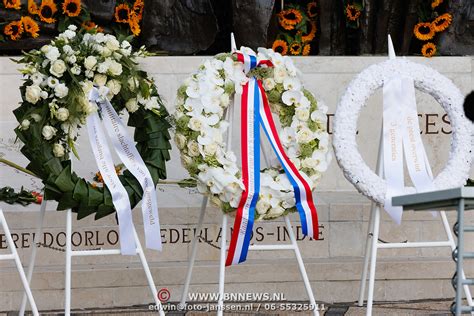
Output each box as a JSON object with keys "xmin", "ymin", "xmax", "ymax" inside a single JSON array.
[{"xmin": 13, "ymin": 25, "xmax": 171, "ymax": 220}]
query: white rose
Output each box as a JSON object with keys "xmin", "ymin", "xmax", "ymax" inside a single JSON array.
[
  {"xmin": 106, "ymin": 37, "xmax": 120, "ymax": 51},
  {"xmin": 84, "ymin": 56, "xmax": 98, "ymax": 70},
  {"xmin": 101, "ymin": 47, "xmax": 112, "ymax": 57},
  {"xmin": 45, "ymin": 47, "xmax": 60, "ymax": 61},
  {"xmin": 273, "ymin": 67, "xmax": 287, "ymax": 83},
  {"xmin": 296, "ymin": 127, "xmax": 313, "ymax": 144},
  {"xmin": 97, "ymin": 62, "xmax": 109, "ymax": 74},
  {"xmin": 63, "ymin": 45, "xmax": 73, "ymax": 55},
  {"xmin": 81, "ymin": 97, "xmax": 97, "ymax": 114},
  {"xmin": 174, "ymin": 133, "xmax": 187, "ymax": 149},
  {"xmin": 31, "ymin": 114, "xmax": 41, "ymax": 122},
  {"xmin": 21, "ymin": 119, "xmax": 30, "ymax": 130},
  {"xmin": 187, "ymin": 141, "xmax": 200, "ymax": 157},
  {"xmin": 203, "ymin": 143, "xmax": 218, "ymax": 156},
  {"xmin": 40, "ymin": 91, "xmax": 48, "ymax": 99},
  {"xmin": 108, "ymin": 61, "xmax": 122, "ymax": 76},
  {"xmin": 68, "ymin": 24, "xmax": 77, "ymax": 31},
  {"xmin": 56, "ymin": 108, "xmax": 69, "ymax": 122},
  {"xmin": 295, "ymin": 107, "xmax": 310, "ymax": 121},
  {"xmin": 267, "ymin": 205, "xmax": 285, "ymax": 217},
  {"xmin": 125, "ymin": 98, "xmax": 139, "ymax": 113},
  {"xmin": 81, "ymin": 80, "xmax": 94, "ymax": 94},
  {"xmin": 188, "ymin": 117, "xmax": 203, "ymax": 131},
  {"xmin": 42, "ymin": 125, "xmax": 57, "ymax": 140},
  {"xmin": 256, "ymin": 198, "xmax": 271, "ymax": 215},
  {"xmin": 93, "ymin": 74, "xmax": 107, "ymax": 86},
  {"xmin": 25, "ymin": 85, "xmax": 42, "ymax": 104},
  {"xmin": 53, "ymin": 143, "xmax": 65, "ymax": 157},
  {"xmin": 54, "ymin": 83, "xmax": 69, "ymax": 98},
  {"xmin": 263, "ymin": 78, "xmax": 276, "ymax": 90},
  {"xmin": 63, "ymin": 30, "xmax": 76, "ymax": 39},
  {"xmin": 181, "ymin": 155, "xmax": 193, "ymax": 167},
  {"xmin": 49, "ymin": 60, "xmax": 67, "ymax": 77}
]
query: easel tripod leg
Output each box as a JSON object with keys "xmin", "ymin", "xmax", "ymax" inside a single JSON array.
[
  {"xmin": 179, "ymin": 196, "xmax": 208, "ymax": 307},
  {"xmin": 366, "ymin": 206, "xmax": 381, "ymax": 316},
  {"xmin": 64, "ymin": 209, "xmax": 72, "ymax": 316},
  {"xmin": 358, "ymin": 202, "xmax": 376, "ymax": 306},
  {"xmin": 133, "ymin": 228, "xmax": 165, "ymax": 316},
  {"xmin": 284, "ymin": 216, "xmax": 319, "ymax": 316},
  {"xmin": 217, "ymin": 214, "xmax": 227, "ymax": 316},
  {"xmin": 0, "ymin": 210, "xmax": 39, "ymax": 315},
  {"xmin": 20, "ymin": 199, "xmax": 46, "ymax": 315}
]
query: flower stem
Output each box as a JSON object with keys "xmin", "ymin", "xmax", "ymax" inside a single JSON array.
[{"xmin": 0, "ymin": 158, "xmax": 39, "ymax": 178}]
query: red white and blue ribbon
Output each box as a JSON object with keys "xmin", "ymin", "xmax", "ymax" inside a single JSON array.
[{"xmin": 226, "ymin": 52, "xmax": 320, "ymax": 266}]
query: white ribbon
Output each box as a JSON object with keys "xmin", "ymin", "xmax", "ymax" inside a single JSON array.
[
  {"xmin": 383, "ymin": 76, "xmax": 435, "ymax": 224},
  {"xmin": 87, "ymin": 87, "xmax": 162, "ymax": 254}
]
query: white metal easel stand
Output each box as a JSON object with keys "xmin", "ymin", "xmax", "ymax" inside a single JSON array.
[
  {"xmin": 0, "ymin": 208, "xmax": 39, "ymax": 315},
  {"xmin": 19, "ymin": 200, "xmax": 165, "ymax": 316},
  {"xmin": 179, "ymin": 33, "xmax": 318, "ymax": 316},
  {"xmin": 357, "ymin": 132, "xmax": 474, "ymax": 315}
]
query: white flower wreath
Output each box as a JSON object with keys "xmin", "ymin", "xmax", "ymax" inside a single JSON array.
[
  {"xmin": 174, "ymin": 47, "xmax": 331, "ymax": 220},
  {"xmin": 333, "ymin": 58, "xmax": 472, "ymax": 205}
]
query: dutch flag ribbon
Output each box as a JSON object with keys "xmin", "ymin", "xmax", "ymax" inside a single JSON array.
[{"xmin": 226, "ymin": 51, "xmax": 320, "ymax": 266}]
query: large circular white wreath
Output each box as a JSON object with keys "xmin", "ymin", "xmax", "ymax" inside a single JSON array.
[
  {"xmin": 174, "ymin": 47, "xmax": 331, "ymax": 220},
  {"xmin": 333, "ymin": 58, "xmax": 472, "ymax": 205}
]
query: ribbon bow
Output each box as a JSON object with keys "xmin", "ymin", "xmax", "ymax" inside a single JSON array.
[
  {"xmin": 87, "ymin": 87, "xmax": 162, "ymax": 255},
  {"xmin": 226, "ymin": 51, "xmax": 320, "ymax": 266}
]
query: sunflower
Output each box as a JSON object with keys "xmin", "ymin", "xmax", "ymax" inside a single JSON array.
[
  {"xmin": 307, "ymin": 2, "xmax": 317, "ymax": 18},
  {"xmin": 302, "ymin": 21, "xmax": 317, "ymax": 42},
  {"xmin": 432, "ymin": 13, "xmax": 452, "ymax": 32},
  {"xmin": 346, "ymin": 4, "xmax": 361, "ymax": 21},
  {"xmin": 133, "ymin": 0, "xmax": 144, "ymax": 21},
  {"xmin": 421, "ymin": 42, "xmax": 436, "ymax": 58},
  {"xmin": 3, "ymin": 0, "xmax": 21, "ymax": 9},
  {"xmin": 413, "ymin": 22, "xmax": 435, "ymax": 41},
  {"xmin": 28, "ymin": 0, "xmax": 38, "ymax": 14},
  {"xmin": 21, "ymin": 16, "xmax": 40, "ymax": 38},
  {"xmin": 289, "ymin": 42, "xmax": 302, "ymax": 55},
  {"xmin": 302, "ymin": 44, "xmax": 311, "ymax": 56},
  {"xmin": 38, "ymin": 0, "xmax": 57, "ymax": 24},
  {"xmin": 115, "ymin": 3, "xmax": 130, "ymax": 23},
  {"xmin": 62, "ymin": 0, "xmax": 81, "ymax": 17},
  {"xmin": 272, "ymin": 39, "xmax": 289, "ymax": 55},
  {"xmin": 129, "ymin": 15, "xmax": 141, "ymax": 36},
  {"xmin": 4, "ymin": 20, "xmax": 23, "ymax": 40},
  {"xmin": 278, "ymin": 8, "xmax": 303, "ymax": 29},
  {"xmin": 431, "ymin": 0, "xmax": 443, "ymax": 9}
]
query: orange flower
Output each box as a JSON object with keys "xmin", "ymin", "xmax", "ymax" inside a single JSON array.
[
  {"xmin": 4, "ymin": 20, "xmax": 23, "ymax": 40},
  {"xmin": 82, "ymin": 20, "xmax": 99, "ymax": 31},
  {"xmin": 413, "ymin": 22, "xmax": 435, "ymax": 41},
  {"xmin": 3, "ymin": 0, "xmax": 21, "ymax": 10},
  {"xmin": 278, "ymin": 8, "xmax": 303, "ymax": 30},
  {"xmin": 129, "ymin": 14, "xmax": 141, "ymax": 36},
  {"xmin": 272, "ymin": 39, "xmax": 289, "ymax": 55},
  {"xmin": 302, "ymin": 43, "xmax": 311, "ymax": 56},
  {"xmin": 302, "ymin": 21, "xmax": 317, "ymax": 42},
  {"xmin": 21, "ymin": 16, "xmax": 40, "ymax": 38},
  {"xmin": 346, "ymin": 4, "xmax": 361, "ymax": 21},
  {"xmin": 38, "ymin": 0, "xmax": 57, "ymax": 24},
  {"xmin": 115, "ymin": 3, "xmax": 130, "ymax": 23},
  {"xmin": 307, "ymin": 2, "xmax": 317, "ymax": 18},
  {"xmin": 289, "ymin": 42, "xmax": 302, "ymax": 55},
  {"xmin": 432, "ymin": 13, "xmax": 452, "ymax": 32},
  {"xmin": 421, "ymin": 42, "xmax": 436, "ymax": 58},
  {"xmin": 62, "ymin": 0, "xmax": 81, "ymax": 17},
  {"xmin": 431, "ymin": 0, "xmax": 443, "ymax": 9},
  {"xmin": 28, "ymin": 0, "xmax": 39, "ymax": 14},
  {"xmin": 133, "ymin": 0, "xmax": 144, "ymax": 21}
]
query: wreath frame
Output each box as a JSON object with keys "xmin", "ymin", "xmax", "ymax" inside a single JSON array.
[
  {"xmin": 174, "ymin": 47, "xmax": 331, "ymax": 220},
  {"xmin": 333, "ymin": 58, "xmax": 472, "ymax": 205},
  {"xmin": 13, "ymin": 27, "xmax": 172, "ymax": 220}
]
